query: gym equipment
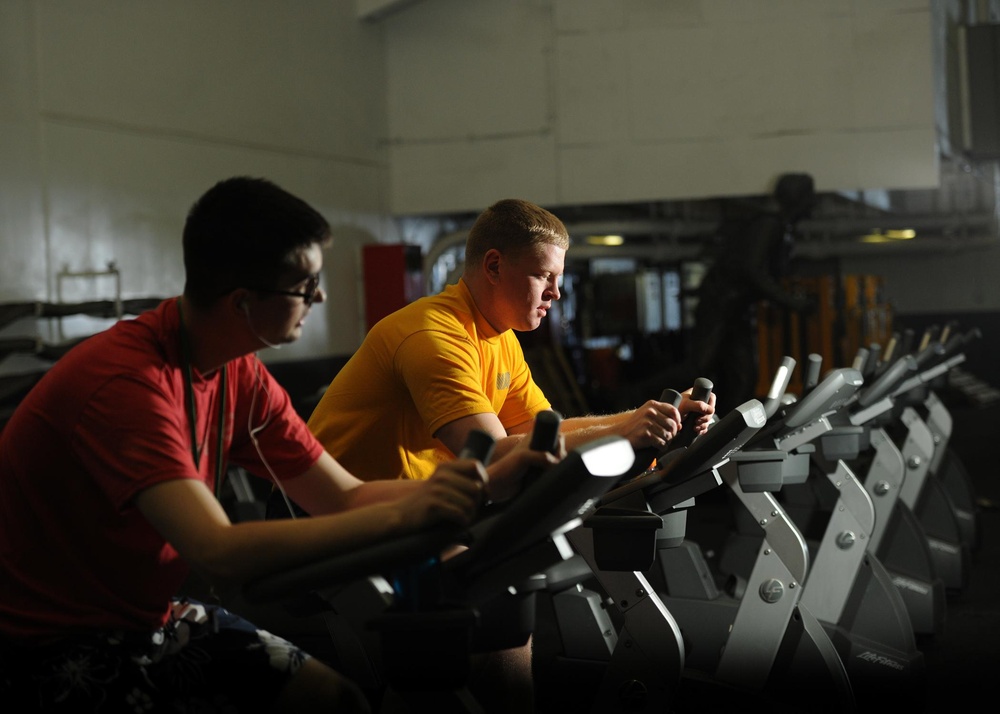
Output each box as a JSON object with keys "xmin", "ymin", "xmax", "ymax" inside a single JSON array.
[
  {"xmin": 780, "ymin": 365, "xmax": 926, "ymax": 707},
  {"xmin": 839, "ymin": 332, "xmax": 977, "ymax": 632},
  {"xmin": 562, "ymin": 396, "xmax": 859, "ymax": 712},
  {"xmin": 779, "ymin": 346, "xmax": 959, "ymax": 640},
  {"xmin": 244, "ymin": 423, "xmax": 636, "ymax": 712},
  {"xmin": 849, "ymin": 352, "xmax": 951, "ymax": 637},
  {"xmin": 651, "ymin": 367, "xmax": 867, "ymax": 711},
  {"xmin": 536, "ymin": 393, "xmax": 772, "ymax": 713},
  {"xmin": 898, "ymin": 327, "xmax": 981, "ymax": 553}
]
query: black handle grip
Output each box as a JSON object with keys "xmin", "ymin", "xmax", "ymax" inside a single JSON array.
[
  {"xmin": 624, "ymin": 388, "xmax": 677, "ymax": 478},
  {"xmin": 898, "ymin": 328, "xmax": 915, "ymax": 359},
  {"xmin": 804, "ymin": 353, "xmax": 822, "ymax": 392},
  {"xmin": 939, "ymin": 326, "xmax": 978, "ymax": 360},
  {"xmin": 529, "ymin": 409, "xmax": 563, "ymax": 453},
  {"xmin": 857, "ymin": 354, "xmax": 916, "ymax": 408},
  {"xmin": 865, "ymin": 343, "xmax": 881, "ymax": 378},
  {"xmin": 662, "ymin": 389, "xmax": 683, "ymax": 408},
  {"xmin": 664, "ymin": 378, "xmax": 714, "ymax": 453},
  {"xmin": 459, "ymin": 429, "xmax": 496, "ymax": 464},
  {"xmin": 913, "ymin": 341, "xmax": 946, "ymax": 370},
  {"xmin": 518, "ymin": 409, "xmax": 564, "ymax": 491},
  {"xmin": 690, "ymin": 377, "xmax": 714, "ymax": 403},
  {"xmin": 852, "ymin": 346, "xmax": 870, "ymax": 373}
]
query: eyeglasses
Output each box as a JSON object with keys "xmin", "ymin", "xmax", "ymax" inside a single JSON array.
[{"xmin": 252, "ymin": 273, "xmax": 322, "ymax": 306}]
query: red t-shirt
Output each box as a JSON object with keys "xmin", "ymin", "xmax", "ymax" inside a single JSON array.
[{"xmin": 0, "ymin": 299, "xmax": 324, "ymax": 641}]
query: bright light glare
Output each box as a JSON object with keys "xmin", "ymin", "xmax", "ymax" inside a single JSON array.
[
  {"xmin": 585, "ymin": 234, "xmax": 625, "ymax": 246},
  {"xmin": 860, "ymin": 228, "xmax": 916, "ymax": 243}
]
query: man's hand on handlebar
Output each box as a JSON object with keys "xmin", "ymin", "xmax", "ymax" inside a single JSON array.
[
  {"xmin": 402, "ymin": 460, "xmax": 489, "ymax": 531},
  {"xmin": 618, "ymin": 399, "xmax": 683, "ymax": 450},
  {"xmin": 679, "ymin": 387, "xmax": 717, "ymax": 436}
]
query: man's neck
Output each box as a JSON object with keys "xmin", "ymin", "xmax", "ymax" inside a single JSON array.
[
  {"xmin": 460, "ymin": 274, "xmax": 505, "ymax": 335},
  {"xmin": 178, "ymin": 295, "xmax": 250, "ymax": 374}
]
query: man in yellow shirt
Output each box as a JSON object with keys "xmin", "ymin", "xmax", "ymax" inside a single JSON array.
[
  {"xmin": 309, "ymin": 198, "xmax": 715, "ymax": 496},
  {"xmin": 304, "ymin": 198, "xmax": 715, "ymax": 713}
]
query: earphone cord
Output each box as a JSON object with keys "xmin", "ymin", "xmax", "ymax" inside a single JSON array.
[
  {"xmin": 248, "ymin": 356, "xmax": 298, "ymax": 520},
  {"xmin": 243, "ymin": 302, "xmax": 283, "ymax": 350}
]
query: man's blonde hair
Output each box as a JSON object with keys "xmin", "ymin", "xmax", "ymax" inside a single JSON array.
[{"xmin": 465, "ymin": 199, "xmax": 570, "ymax": 266}]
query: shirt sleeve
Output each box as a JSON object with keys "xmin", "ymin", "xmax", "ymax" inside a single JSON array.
[
  {"xmin": 226, "ymin": 358, "xmax": 325, "ymax": 482},
  {"xmin": 394, "ymin": 329, "xmax": 496, "ymax": 437},
  {"xmin": 73, "ymin": 375, "xmax": 198, "ymax": 511}
]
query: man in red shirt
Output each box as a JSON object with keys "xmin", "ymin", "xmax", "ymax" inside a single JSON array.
[{"xmin": 0, "ymin": 177, "xmax": 552, "ymax": 713}]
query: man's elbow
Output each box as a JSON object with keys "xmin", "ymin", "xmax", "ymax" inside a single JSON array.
[{"xmin": 178, "ymin": 531, "xmax": 249, "ymax": 587}]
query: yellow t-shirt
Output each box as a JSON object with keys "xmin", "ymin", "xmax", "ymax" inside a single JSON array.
[{"xmin": 308, "ymin": 279, "xmax": 551, "ymax": 480}]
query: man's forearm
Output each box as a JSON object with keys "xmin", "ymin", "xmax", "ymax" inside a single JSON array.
[{"xmin": 559, "ymin": 413, "xmax": 627, "ymax": 450}]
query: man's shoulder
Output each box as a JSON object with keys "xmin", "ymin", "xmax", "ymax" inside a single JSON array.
[
  {"xmin": 53, "ymin": 307, "xmax": 166, "ymax": 370},
  {"xmin": 375, "ymin": 286, "xmax": 473, "ymax": 337}
]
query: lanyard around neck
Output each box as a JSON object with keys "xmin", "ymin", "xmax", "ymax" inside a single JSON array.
[{"xmin": 176, "ymin": 299, "xmax": 227, "ymax": 497}]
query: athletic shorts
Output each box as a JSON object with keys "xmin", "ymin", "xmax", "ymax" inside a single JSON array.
[{"xmin": 0, "ymin": 597, "xmax": 311, "ymax": 713}]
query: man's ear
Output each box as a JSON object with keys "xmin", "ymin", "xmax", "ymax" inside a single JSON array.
[
  {"xmin": 483, "ymin": 249, "xmax": 502, "ymax": 283},
  {"xmin": 229, "ymin": 289, "xmax": 251, "ymax": 315}
]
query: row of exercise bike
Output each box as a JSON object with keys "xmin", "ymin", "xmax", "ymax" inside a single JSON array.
[{"xmin": 241, "ymin": 323, "xmax": 983, "ymax": 713}]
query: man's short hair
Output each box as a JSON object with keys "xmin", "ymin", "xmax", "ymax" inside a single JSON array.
[
  {"xmin": 465, "ymin": 199, "xmax": 570, "ymax": 266},
  {"xmin": 182, "ymin": 177, "xmax": 331, "ymax": 307}
]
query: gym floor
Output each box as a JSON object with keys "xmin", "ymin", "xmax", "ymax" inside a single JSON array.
[{"xmin": 921, "ymin": 402, "xmax": 1000, "ymax": 710}]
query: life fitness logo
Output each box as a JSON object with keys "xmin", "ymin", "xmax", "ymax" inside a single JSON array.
[{"xmin": 758, "ymin": 578, "xmax": 785, "ymax": 603}]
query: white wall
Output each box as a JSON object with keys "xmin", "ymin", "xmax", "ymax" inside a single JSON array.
[
  {"xmin": 0, "ymin": 0, "xmax": 395, "ymax": 363},
  {"xmin": 839, "ymin": 0, "xmax": 1000, "ymax": 316},
  {"xmin": 384, "ymin": 0, "xmax": 938, "ymax": 213},
  {"xmin": 1, "ymin": 0, "xmax": 996, "ymax": 373},
  {"xmin": 383, "ymin": 0, "xmax": 1000, "ymax": 319}
]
